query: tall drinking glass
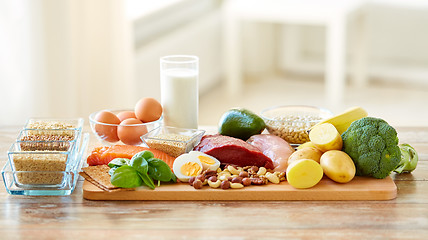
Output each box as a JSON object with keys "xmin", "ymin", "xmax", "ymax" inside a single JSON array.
[{"xmin": 160, "ymin": 55, "xmax": 199, "ymax": 129}]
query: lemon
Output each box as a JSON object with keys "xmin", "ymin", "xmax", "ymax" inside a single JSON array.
[{"xmin": 218, "ymin": 108, "xmax": 266, "ymax": 140}]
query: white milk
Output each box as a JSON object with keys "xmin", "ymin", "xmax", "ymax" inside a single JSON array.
[{"xmin": 161, "ymin": 69, "xmax": 198, "ymax": 129}]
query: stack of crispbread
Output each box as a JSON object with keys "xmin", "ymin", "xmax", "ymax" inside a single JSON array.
[{"xmin": 80, "ymin": 165, "xmax": 133, "ymax": 192}]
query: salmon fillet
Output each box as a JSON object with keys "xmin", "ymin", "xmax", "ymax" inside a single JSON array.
[{"xmin": 87, "ymin": 145, "xmax": 175, "ymax": 170}]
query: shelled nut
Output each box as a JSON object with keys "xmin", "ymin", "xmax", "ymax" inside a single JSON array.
[
  {"xmin": 208, "ymin": 179, "xmax": 221, "ymax": 188},
  {"xmin": 227, "ymin": 165, "xmax": 241, "ymax": 175},
  {"xmin": 265, "ymin": 172, "xmax": 280, "ymax": 184},
  {"xmin": 221, "ymin": 180, "xmax": 230, "ymax": 189},
  {"xmin": 257, "ymin": 167, "xmax": 267, "ymax": 176},
  {"xmin": 230, "ymin": 182, "xmax": 244, "ymax": 189},
  {"xmin": 193, "ymin": 179, "xmax": 203, "ymax": 189}
]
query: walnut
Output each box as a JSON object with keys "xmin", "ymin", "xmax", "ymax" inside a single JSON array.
[
  {"xmin": 250, "ymin": 176, "xmax": 268, "ymax": 185},
  {"xmin": 277, "ymin": 172, "xmax": 286, "ymax": 182}
]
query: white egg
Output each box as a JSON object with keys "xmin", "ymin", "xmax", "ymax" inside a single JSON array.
[
  {"xmin": 188, "ymin": 151, "xmax": 220, "ymax": 171},
  {"xmin": 172, "ymin": 153, "xmax": 203, "ymax": 182}
]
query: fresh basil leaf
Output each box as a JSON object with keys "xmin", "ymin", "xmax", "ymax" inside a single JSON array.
[
  {"xmin": 170, "ymin": 172, "xmax": 177, "ymax": 183},
  {"xmin": 108, "ymin": 158, "xmax": 130, "ymax": 168},
  {"xmin": 108, "ymin": 166, "xmax": 119, "ymax": 176},
  {"xmin": 132, "ymin": 150, "xmax": 154, "ymax": 161},
  {"xmin": 147, "ymin": 158, "xmax": 176, "ymax": 182},
  {"xmin": 110, "ymin": 165, "xmax": 143, "ymax": 188},
  {"xmin": 130, "ymin": 157, "xmax": 148, "ymax": 175},
  {"xmin": 138, "ymin": 172, "xmax": 155, "ymax": 190}
]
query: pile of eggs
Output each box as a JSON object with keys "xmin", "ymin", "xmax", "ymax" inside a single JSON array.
[{"xmin": 93, "ymin": 97, "xmax": 163, "ymax": 145}]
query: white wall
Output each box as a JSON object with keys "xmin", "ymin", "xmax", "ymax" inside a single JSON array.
[
  {"xmin": 134, "ymin": 10, "xmax": 223, "ymax": 101},
  {"xmin": 244, "ymin": 3, "xmax": 428, "ymax": 85},
  {"xmin": 0, "ymin": 0, "xmax": 222, "ymax": 126}
]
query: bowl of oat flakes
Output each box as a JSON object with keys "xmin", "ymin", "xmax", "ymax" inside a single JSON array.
[{"xmin": 260, "ymin": 105, "xmax": 332, "ymax": 145}]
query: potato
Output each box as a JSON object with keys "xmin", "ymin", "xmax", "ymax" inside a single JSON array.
[
  {"xmin": 286, "ymin": 159, "xmax": 323, "ymax": 189},
  {"xmin": 309, "ymin": 123, "xmax": 342, "ymax": 152},
  {"xmin": 320, "ymin": 150, "xmax": 356, "ymax": 183},
  {"xmin": 297, "ymin": 141, "xmax": 316, "ymax": 150},
  {"xmin": 288, "ymin": 147, "xmax": 323, "ymax": 165}
]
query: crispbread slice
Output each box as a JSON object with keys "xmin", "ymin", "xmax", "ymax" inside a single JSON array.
[{"xmin": 80, "ymin": 165, "xmax": 134, "ymax": 192}]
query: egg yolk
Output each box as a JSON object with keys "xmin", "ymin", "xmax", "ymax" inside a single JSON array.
[
  {"xmin": 181, "ymin": 162, "xmax": 201, "ymax": 176},
  {"xmin": 198, "ymin": 155, "xmax": 215, "ymax": 165}
]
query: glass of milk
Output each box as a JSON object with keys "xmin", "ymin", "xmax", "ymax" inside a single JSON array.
[{"xmin": 160, "ymin": 55, "xmax": 199, "ymax": 129}]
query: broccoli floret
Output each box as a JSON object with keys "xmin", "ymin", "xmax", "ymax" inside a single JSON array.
[{"xmin": 342, "ymin": 117, "xmax": 401, "ymax": 179}]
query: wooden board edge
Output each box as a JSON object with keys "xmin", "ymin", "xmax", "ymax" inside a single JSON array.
[{"xmin": 82, "ymin": 176, "xmax": 398, "ymax": 201}]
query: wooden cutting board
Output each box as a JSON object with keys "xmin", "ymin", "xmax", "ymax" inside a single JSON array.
[{"xmin": 82, "ymin": 176, "xmax": 397, "ymax": 201}]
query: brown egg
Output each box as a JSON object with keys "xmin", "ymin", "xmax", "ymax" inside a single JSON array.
[
  {"xmin": 117, "ymin": 118, "xmax": 148, "ymax": 145},
  {"xmin": 117, "ymin": 111, "xmax": 137, "ymax": 122},
  {"xmin": 135, "ymin": 97, "xmax": 162, "ymax": 123},
  {"xmin": 94, "ymin": 110, "xmax": 121, "ymax": 142}
]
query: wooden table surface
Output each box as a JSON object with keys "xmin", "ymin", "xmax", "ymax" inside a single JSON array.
[{"xmin": 1, "ymin": 125, "xmax": 427, "ymax": 239}]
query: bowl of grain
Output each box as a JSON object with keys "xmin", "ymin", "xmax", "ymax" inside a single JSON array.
[
  {"xmin": 260, "ymin": 105, "xmax": 333, "ymax": 144},
  {"xmin": 141, "ymin": 126, "xmax": 205, "ymax": 157}
]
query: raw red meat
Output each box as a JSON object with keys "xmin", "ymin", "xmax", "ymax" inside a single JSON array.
[{"xmin": 194, "ymin": 134, "xmax": 274, "ymax": 169}]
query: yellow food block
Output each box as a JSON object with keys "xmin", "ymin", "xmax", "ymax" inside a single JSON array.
[
  {"xmin": 286, "ymin": 159, "xmax": 323, "ymax": 189},
  {"xmin": 309, "ymin": 123, "xmax": 343, "ymax": 152}
]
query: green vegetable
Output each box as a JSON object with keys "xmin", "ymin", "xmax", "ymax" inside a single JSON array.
[
  {"xmin": 138, "ymin": 172, "xmax": 155, "ymax": 190},
  {"xmin": 108, "ymin": 166, "xmax": 119, "ymax": 176},
  {"xmin": 147, "ymin": 158, "xmax": 177, "ymax": 182},
  {"xmin": 130, "ymin": 156, "xmax": 148, "ymax": 175},
  {"xmin": 130, "ymin": 156, "xmax": 155, "ymax": 189},
  {"xmin": 107, "ymin": 150, "xmax": 176, "ymax": 189},
  {"xmin": 341, "ymin": 117, "xmax": 401, "ymax": 179},
  {"xmin": 108, "ymin": 158, "xmax": 129, "ymax": 168},
  {"xmin": 394, "ymin": 143, "xmax": 418, "ymax": 174},
  {"xmin": 132, "ymin": 150, "xmax": 154, "ymax": 161},
  {"xmin": 110, "ymin": 165, "xmax": 143, "ymax": 188}
]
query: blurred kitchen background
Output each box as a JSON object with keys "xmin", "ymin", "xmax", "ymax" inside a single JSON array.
[{"xmin": 1, "ymin": 0, "xmax": 428, "ymax": 127}]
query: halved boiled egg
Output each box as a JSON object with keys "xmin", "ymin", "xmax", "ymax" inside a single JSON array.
[
  {"xmin": 188, "ymin": 151, "xmax": 220, "ymax": 171},
  {"xmin": 172, "ymin": 154, "xmax": 203, "ymax": 182}
]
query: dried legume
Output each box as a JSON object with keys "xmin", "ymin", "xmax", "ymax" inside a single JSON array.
[{"xmin": 265, "ymin": 115, "xmax": 322, "ymax": 144}]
